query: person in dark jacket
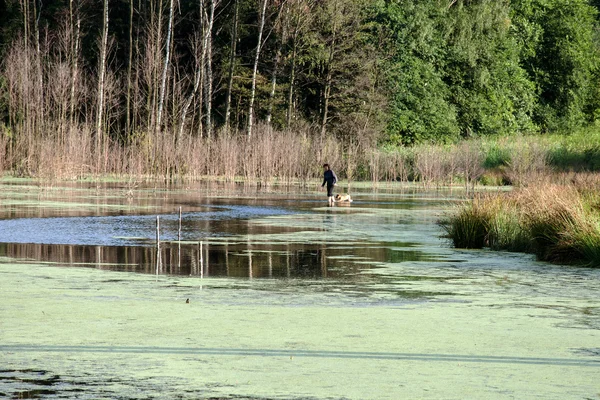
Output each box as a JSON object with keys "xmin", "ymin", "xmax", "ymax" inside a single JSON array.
[{"xmin": 322, "ymin": 163, "xmax": 337, "ymax": 205}]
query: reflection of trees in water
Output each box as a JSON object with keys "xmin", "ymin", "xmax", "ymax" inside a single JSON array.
[
  {"xmin": 0, "ymin": 241, "xmax": 430, "ymax": 279},
  {"xmin": 0, "ymin": 181, "xmax": 286, "ymax": 222}
]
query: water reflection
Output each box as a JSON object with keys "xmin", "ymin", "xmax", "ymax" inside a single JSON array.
[
  {"xmin": 0, "ymin": 180, "xmax": 456, "ymax": 280},
  {"xmin": 0, "ymin": 241, "xmax": 435, "ymax": 279}
]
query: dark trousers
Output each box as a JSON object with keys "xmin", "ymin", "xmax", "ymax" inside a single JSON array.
[{"xmin": 326, "ymin": 184, "xmax": 334, "ymax": 197}]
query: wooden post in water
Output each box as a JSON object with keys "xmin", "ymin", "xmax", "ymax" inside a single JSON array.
[
  {"xmin": 200, "ymin": 240, "xmax": 204, "ymax": 279},
  {"xmin": 156, "ymin": 216, "xmax": 161, "ymax": 275},
  {"xmin": 156, "ymin": 215, "xmax": 160, "ymax": 246},
  {"xmin": 178, "ymin": 206, "xmax": 182, "ymax": 241}
]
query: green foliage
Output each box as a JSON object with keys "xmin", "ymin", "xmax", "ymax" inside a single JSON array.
[
  {"xmin": 545, "ymin": 128, "xmax": 600, "ymax": 171},
  {"xmin": 441, "ymin": 203, "xmax": 489, "ymax": 249},
  {"xmin": 377, "ymin": 0, "xmax": 600, "ymax": 144},
  {"xmin": 513, "ymin": 0, "xmax": 600, "ymax": 132},
  {"xmin": 374, "ymin": 1, "xmax": 460, "ymax": 144},
  {"xmin": 487, "ymin": 209, "xmax": 531, "ymax": 252},
  {"xmin": 444, "ymin": 0, "xmax": 537, "ymax": 137},
  {"xmin": 483, "ymin": 143, "xmax": 511, "ymax": 169}
]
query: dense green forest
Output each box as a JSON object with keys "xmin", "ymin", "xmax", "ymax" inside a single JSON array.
[{"xmin": 0, "ymin": 0, "xmax": 600, "ymax": 179}]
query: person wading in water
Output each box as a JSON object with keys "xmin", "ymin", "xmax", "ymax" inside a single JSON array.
[{"xmin": 321, "ymin": 163, "xmax": 338, "ymax": 206}]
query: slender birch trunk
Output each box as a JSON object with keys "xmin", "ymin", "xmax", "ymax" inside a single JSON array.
[
  {"xmin": 205, "ymin": 0, "xmax": 216, "ymax": 138},
  {"xmin": 320, "ymin": 64, "xmax": 333, "ymax": 137},
  {"xmin": 286, "ymin": 33, "xmax": 297, "ymax": 127},
  {"xmin": 33, "ymin": 0, "xmax": 43, "ymax": 139},
  {"xmin": 267, "ymin": 22, "xmax": 286, "ymax": 125},
  {"xmin": 96, "ymin": 0, "xmax": 109, "ymax": 153},
  {"xmin": 149, "ymin": 0, "xmax": 163, "ymax": 133},
  {"xmin": 156, "ymin": 0, "xmax": 175, "ymax": 134},
  {"xmin": 247, "ymin": 0, "xmax": 269, "ymax": 138},
  {"xmin": 320, "ymin": 3, "xmax": 338, "ymax": 138},
  {"xmin": 179, "ymin": 0, "xmax": 209, "ymax": 140},
  {"xmin": 224, "ymin": 0, "xmax": 239, "ymax": 131},
  {"xmin": 20, "ymin": 0, "xmax": 29, "ymax": 49},
  {"xmin": 126, "ymin": 0, "xmax": 134, "ymax": 137},
  {"xmin": 69, "ymin": 0, "xmax": 81, "ymax": 125},
  {"xmin": 69, "ymin": 0, "xmax": 74, "ymax": 120}
]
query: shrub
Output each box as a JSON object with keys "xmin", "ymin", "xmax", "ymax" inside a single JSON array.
[{"xmin": 483, "ymin": 144, "xmax": 511, "ymax": 169}]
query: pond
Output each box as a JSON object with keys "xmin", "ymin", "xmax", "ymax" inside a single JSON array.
[{"xmin": 0, "ymin": 180, "xmax": 598, "ymax": 399}]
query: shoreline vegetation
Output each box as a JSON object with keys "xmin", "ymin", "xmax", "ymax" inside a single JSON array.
[
  {"xmin": 442, "ymin": 183, "xmax": 600, "ymax": 267},
  {"xmin": 1, "ymin": 126, "xmax": 600, "ymax": 187}
]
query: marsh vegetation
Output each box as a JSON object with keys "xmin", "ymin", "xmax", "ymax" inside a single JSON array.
[{"xmin": 443, "ymin": 183, "xmax": 600, "ymax": 266}]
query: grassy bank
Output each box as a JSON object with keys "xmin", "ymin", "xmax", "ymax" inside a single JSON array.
[
  {"xmin": 2, "ymin": 124, "xmax": 600, "ymax": 185},
  {"xmin": 442, "ymin": 184, "xmax": 600, "ymax": 266}
]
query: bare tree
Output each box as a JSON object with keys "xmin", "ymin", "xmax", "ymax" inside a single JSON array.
[
  {"xmin": 126, "ymin": 0, "xmax": 135, "ymax": 135},
  {"xmin": 69, "ymin": 0, "xmax": 82, "ymax": 125},
  {"xmin": 204, "ymin": 0, "xmax": 217, "ymax": 138},
  {"xmin": 224, "ymin": 0, "xmax": 239, "ymax": 131},
  {"xmin": 247, "ymin": 0, "xmax": 269, "ymax": 137},
  {"xmin": 266, "ymin": 1, "xmax": 288, "ymax": 125},
  {"xmin": 96, "ymin": 0, "xmax": 109, "ymax": 153},
  {"xmin": 156, "ymin": 0, "xmax": 176, "ymax": 133},
  {"xmin": 179, "ymin": 0, "xmax": 212, "ymax": 140},
  {"xmin": 320, "ymin": 0, "xmax": 339, "ymax": 138}
]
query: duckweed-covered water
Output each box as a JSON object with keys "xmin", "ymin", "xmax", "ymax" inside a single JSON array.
[{"xmin": 0, "ymin": 180, "xmax": 599, "ymax": 399}]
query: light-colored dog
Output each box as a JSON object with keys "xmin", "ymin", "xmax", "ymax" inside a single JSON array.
[{"xmin": 334, "ymin": 194, "xmax": 353, "ymax": 203}]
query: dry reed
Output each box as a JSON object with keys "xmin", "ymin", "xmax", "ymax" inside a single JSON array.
[{"xmin": 444, "ymin": 183, "xmax": 600, "ymax": 266}]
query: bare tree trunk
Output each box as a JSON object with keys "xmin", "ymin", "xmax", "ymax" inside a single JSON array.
[
  {"xmin": 32, "ymin": 0, "xmax": 43, "ymax": 142},
  {"xmin": 266, "ymin": 40, "xmax": 283, "ymax": 124},
  {"xmin": 33, "ymin": 0, "xmax": 40, "ymax": 55},
  {"xmin": 69, "ymin": 0, "xmax": 74, "ymax": 118},
  {"xmin": 132, "ymin": 0, "xmax": 142, "ymax": 133},
  {"xmin": 320, "ymin": 4, "xmax": 338, "ymax": 138},
  {"xmin": 320, "ymin": 65, "xmax": 332, "ymax": 137},
  {"xmin": 247, "ymin": 0, "xmax": 269, "ymax": 138},
  {"xmin": 20, "ymin": 0, "xmax": 29, "ymax": 48},
  {"xmin": 204, "ymin": 0, "xmax": 216, "ymax": 138},
  {"xmin": 126, "ymin": 0, "xmax": 134, "ymax": 137},
  {"xmin": 267, "ymin": 2, "xmax": 289, "ymax": 125},
  {"xmin": 287, "ymin": 28, "xmax": 298, "ymax": 128},
  {"xmin": 224, "ymin": 0, "xmax": 239, "ymax": 131},
  {"xmin": 69, "ymin": 0, "xmax": 81, "ymax": 125},
  {"xmin": 96, "ymin": 0, "xmax": 109, "ymax": 154},
  {"xmin": 156, "ymin": 0, "xmax": 175, "ymax": 134},
  {"xmin": 179, "ymin": 0, "xmax": 209, "ymax": 141},
  {"xmin": 178, "ymin": 36, "xmax": 205, "ymax": 141},
  {"xmin": 149, "ymin": 0, "xmax": 163, "ymax": 133}
]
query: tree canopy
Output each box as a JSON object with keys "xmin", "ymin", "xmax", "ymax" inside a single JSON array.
[{"xmin": 1, "ymin": 0, "xmax": 599, "ymax": 146}]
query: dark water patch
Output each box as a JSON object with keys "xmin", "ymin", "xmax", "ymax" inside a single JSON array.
[
  {"xmin": 13, "ymin": 388, "xmax": 57, "ymax": 398},
  {"xmin": 0, "ymin": 369, "xmax": 62, "ymax": 399},
  {"xmin": 0, "ymin": 241, "xmax": 437, "ymax": 280},
  {"xmin": 572, "ymin": 348, "xmax": 600, "ymax": 357}
]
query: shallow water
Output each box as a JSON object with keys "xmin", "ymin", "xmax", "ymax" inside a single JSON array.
[{"xmin": 0, "ymin": 180, "xmax": 599, "ymax": 399}]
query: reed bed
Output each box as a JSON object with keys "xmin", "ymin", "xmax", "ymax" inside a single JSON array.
[
  {"xmin": 3, "ymin": 122, "xmax": 600, "ymax": 186},
  {"xmin": 442, "ymin": 184, "xmax": 600, "ymax": 266}
]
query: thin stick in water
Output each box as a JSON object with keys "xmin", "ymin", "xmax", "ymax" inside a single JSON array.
[{"xmin": 178, "ymin": 206, "xmax": 182, "ymax": 242}]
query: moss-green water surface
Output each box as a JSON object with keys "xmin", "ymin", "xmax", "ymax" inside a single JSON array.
[{"xmin": 0, "ymin": 181, "xmax": 599, "ymax": 399}]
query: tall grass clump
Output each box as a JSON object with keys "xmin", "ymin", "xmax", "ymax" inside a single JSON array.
[
  {"xmin": 485, "ymin": 196, "xmax": 530, "ymax": 252},
  {"xmin": 521, "ymin": 185, "xmax": 600, "ymax": 264},
  {"xmin": 441, "ymin": 196, "xmax": 490, "ymax": 248},
  {"xmin": 444, "ymin": 184, "xmax": 600, "ymax": 266}
]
